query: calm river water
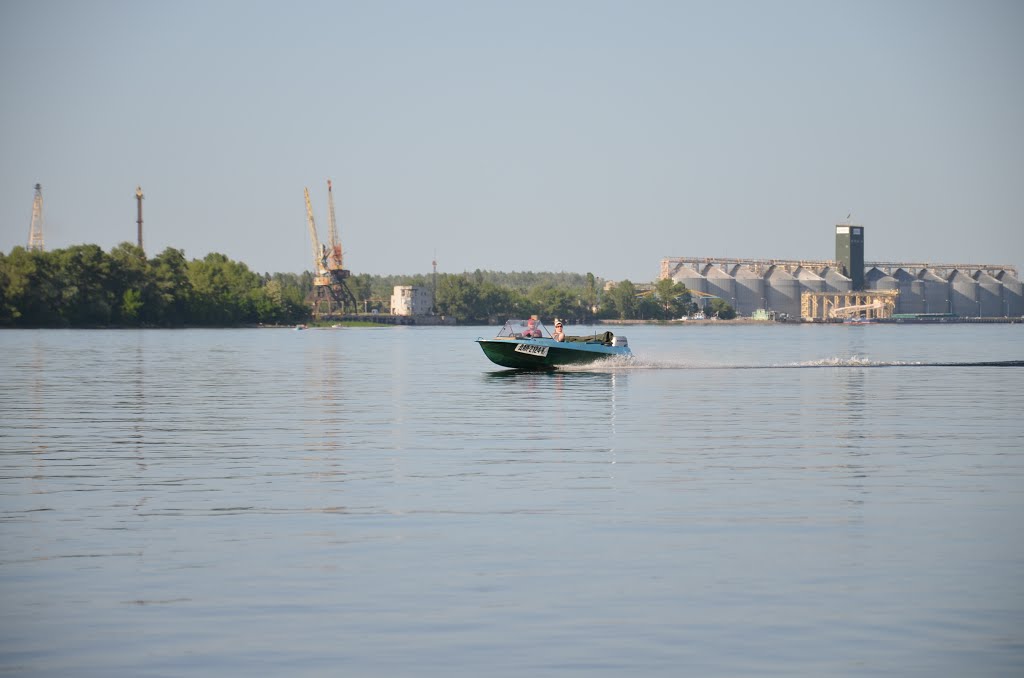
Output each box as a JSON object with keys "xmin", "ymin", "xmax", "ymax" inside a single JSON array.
[{"xmin": 2, "ymin": 324, "xmax": 1022, "ymax": 676}]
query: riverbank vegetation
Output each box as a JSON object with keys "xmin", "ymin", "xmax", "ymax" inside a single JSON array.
[{"xmin": 0, "ymin": 243, "xmax": 726, "ymax": 327}]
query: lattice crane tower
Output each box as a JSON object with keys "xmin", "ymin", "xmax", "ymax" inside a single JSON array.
[
  {"xmin": 28, "ymin": 183, "xmax": 45, "ymax": 252},
  {"xmin": 326, "ymin": 179, "xmax": 343, "ymax": 271}
]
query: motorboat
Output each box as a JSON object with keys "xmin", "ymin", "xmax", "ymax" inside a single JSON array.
[{"xmin": 476, "ymin": 318, "xmax": 631, "ymax": 370}]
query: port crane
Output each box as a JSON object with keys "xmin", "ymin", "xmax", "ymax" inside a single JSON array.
[
  {"xmin": 326, "ymin": 180, "xmax": 343, "ymax": 274},
  {"xmin": 305, "ymin": 182, "xmax": 357, "ymax": 318}
]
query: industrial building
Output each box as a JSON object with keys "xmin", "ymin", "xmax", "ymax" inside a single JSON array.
[
  {"xmin": 661, "ymin": 225, "xmax": 1022, "ymax": 320},
  {"xmin": 390, "ymin": 285, "xmax": 433, "ymax": 317}
]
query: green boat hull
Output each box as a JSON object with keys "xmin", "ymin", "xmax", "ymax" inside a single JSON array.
[{"xmin": 476, "ymin": 338, "xmax": 630, "ymax": 370}]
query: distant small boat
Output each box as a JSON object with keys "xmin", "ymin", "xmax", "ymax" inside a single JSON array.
[
  {"xmin": 844, "ymin": 317, "xmax": 876, "ymax": 325},
  {"xmin": 476, "ymin": 318, "xmax": 631, "ymax": 370},
  {"xmin": 295, "ymin": 324, "xmax": 307, "ymax": 331}
]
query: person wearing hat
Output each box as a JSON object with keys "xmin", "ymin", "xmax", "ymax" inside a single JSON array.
[{"xmin": 552, "ymin": 319, "xmax": 565, "ymax": 342}]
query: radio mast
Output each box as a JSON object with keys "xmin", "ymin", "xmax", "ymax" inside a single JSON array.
[
  {"xmin": 432, "ymin": 252, "xmax": 438, "ymax": 315},
  {"xmin": 136, "ymin": 186, "xmax": 144, "ymax": 251}
]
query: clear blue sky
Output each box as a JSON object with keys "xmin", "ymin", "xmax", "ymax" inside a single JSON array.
[{"xmin": 2, "ymin": 0, "xmax": 1021, "ymax": 281}]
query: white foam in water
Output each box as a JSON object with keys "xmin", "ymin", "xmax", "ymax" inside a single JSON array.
[
  {"xmin": 786, "ymin": 355, "xmax": 891, "ymax": 367},
  {"xmin": 560, "ymin": 354, "xmax": 1021, "ymax": 371},
  {"xmin": 573, "ymin": 355, "xmax": 938, "ymax": 370},
  {"xmin": 564, "ymin": 355, "xmax": 745, "ymax": 370}
]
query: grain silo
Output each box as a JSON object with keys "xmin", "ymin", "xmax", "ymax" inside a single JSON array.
[
  {"xmin": 794, "ymin": 266, "xmax": 825, "ymax": 295},
  {"xmin": 703, "ymin": 265, "xmax": 737, "ymax": 309},
  {"xmin": 919, "ymin": 269, "xmax": 949, "ymax": 314},
  {"xmin": 996, "ymin": 271, "xmax": 1023, "ymax": 316},
  {"xmin": 821, "ymin": 266, "xmax": 852, "ymax": 293},
  {"xmin": 948, "ymin": 270, "xmax": 979, "ymax": 317},
  {"xmin": 865, "ymin": 267, "xmax": 896, "ymax": 291},
  {"xmin": 732, "ymin": 265, "xmax": 765, "ymax": 316},
  {"xmin": 765, "ymin": 266, "xmax": 800, "ymax": 318},
  {"xmin": 671, "ymin": 265, "xmax": 707, "ymax": 296},
  {"xmin": 974, "ymin": 271, "xmax": 1003, "ymax": 317},
  {"xmin": 893, "ymin": 268, "xmax": 925, "ymax": 314}
]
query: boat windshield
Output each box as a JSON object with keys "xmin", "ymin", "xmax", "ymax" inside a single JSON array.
[{"xmin": 498, "ymin": 318, "xmax": 551, "ymax": 339}]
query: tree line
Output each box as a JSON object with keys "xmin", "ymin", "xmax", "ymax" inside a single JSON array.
[
  {"xmin": 0, "ymin": 244, "xmax": 309, "ymax": 327},
  {"xmin": 429, "ymin": 271, "xmax": 706, "ymax": 323},
  {"xmin": 1, "ymin": 243, "xmax": 732, "ymax": 328}
]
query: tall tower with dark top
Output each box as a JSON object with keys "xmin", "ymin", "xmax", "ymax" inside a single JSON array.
[
  {"xmin": 836, "ymin": 225, "xmax": 865, "ymax": 290},
  {"xmin": 135, "ymin": 186, "xmax": 144, "ymax": 252}
]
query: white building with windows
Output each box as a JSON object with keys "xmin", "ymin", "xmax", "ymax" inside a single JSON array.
[{"xmin": 390, "ymin": 285, "xmax": 432, "ymax": 316}]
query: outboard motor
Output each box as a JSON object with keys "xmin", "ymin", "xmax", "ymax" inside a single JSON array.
[{"xmin": 612, "ymin": 336, "xmax": 628, "ymax": 347}]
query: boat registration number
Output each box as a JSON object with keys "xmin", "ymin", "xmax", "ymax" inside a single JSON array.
[{"xmin": 514, "ymin": 343, "xmax": 549, "ymax": 357}]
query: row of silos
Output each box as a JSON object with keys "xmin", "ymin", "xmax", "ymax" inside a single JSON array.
[
  {"xmin": 670, "ymin": 264, "xmax": 1024, "ymax": 318},
  {"xmin": 863, "ymin": 267, "xmax": 1023, "ymax": 316},
  {"xmin": 673, "ymin": 264, "xmax": 852, "ymax": 318}
]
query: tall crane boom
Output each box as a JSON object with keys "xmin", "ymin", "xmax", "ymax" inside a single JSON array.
[
  {"xmin": 304, "ymin": 188, "xmax": 328, "ymax": 279},
  {"xmin": 326, "ymin": 179, "xmax": 343, "ymax": 270}
]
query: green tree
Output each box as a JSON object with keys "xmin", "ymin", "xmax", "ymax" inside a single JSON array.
[
  {"xmin": 349, "ymin": 273, "xmax": 375, "ymax": 312},
  {"xmin": 583, "ymin": 272, "xmax": 598, "ymax": 321},
  {"xmin": 436, "ymin": 274, "xmax": 478, "ymax": 321},
  {"xmin": 636, "ymin": 294, "xmax": 661, "ymax": 320},
  {"xmin": 483, "ymin": 282, "xmax": 525, "ymax": 321},
  {"xmin": 121, "ymin": 288, "xmax": 143, "ymax": 321},
  {"xmin": 707, "ymin": 298, "xmax": 737, "ymax": 320},
  {"xmin": 256, "ymin": 273, "xmax": 309, "ymax": 324},
  {"xmin": 0, "ymin": 248, "xmax": 61, "ymax": 325},
  {"xmin": 109, "ymin": 242, "xmax": 149, "ymax": 325},
  {"xmin": 0, "ymin": 252, "xmax": 9, "ymax": 325},
  {"xmin": 653, "ymin": 278, "xmax": 692, "ymax": 320},
  {"xmin": 54, "ymin": 244, "xmax": 116, "ymax": 326},
  {"xmin": 187, "ymin": 252, "xmax": 265, "ymax": 325},
  {"xmin": 264, "ymin": 272, "xmax": 307, "ymax": 323},
  {"xmin": 527, "ymin": 283, "xmax": 577, "ymax": 321},
  {"xmin": 264, "ymin": 278, "xmax": 283, "ymax": 307},
  {"xmin": 148, "ymin": 247, "xmax": 192, "ymax": 326},
  {"xmin": 276, "ymin": 273, "xmax": 311, "ymax": 322},
  {"xmin": 605, "ymin": 280, "xmax": 639, "ymax": 319}
]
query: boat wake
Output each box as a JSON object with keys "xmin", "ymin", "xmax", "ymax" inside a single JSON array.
[
  {"xmin": 559, "ymin": 356, "xmax": 1024, "ymax": 371},
  {"xmin": 768, "ymin": 358, "xmax": 1024, "ymax": 369}
]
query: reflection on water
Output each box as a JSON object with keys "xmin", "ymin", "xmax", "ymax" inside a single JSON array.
[{"xmin": 1, "ymin": 326, "xmax": 1022, "ymax": 677}]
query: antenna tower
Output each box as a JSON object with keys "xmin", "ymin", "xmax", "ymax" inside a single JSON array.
[
  {"xmin": 28, "ymin": 183, "xmax": 45, "ymax": 252},
  {"xmin": 136, "ymin": 186, "xmax": 145, "ymax": 251}
]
